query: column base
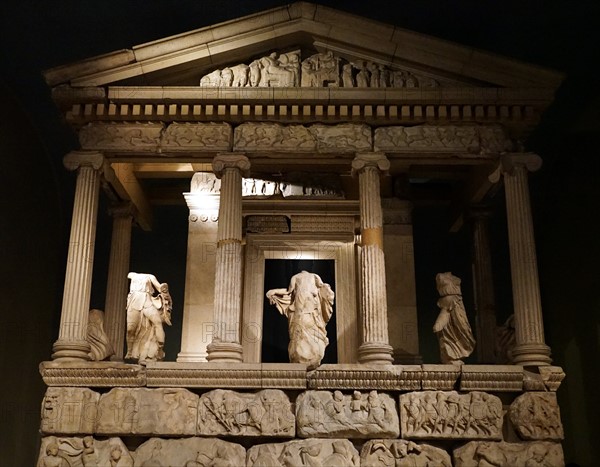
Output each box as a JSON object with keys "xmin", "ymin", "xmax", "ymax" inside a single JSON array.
[
  {"xmin": 177, "ymin": 351, "xmax": 208, "ymax": 363},
  {"xmin": 206, "ymin": 341, "xmax": 243, "ymax": 363},
  {"xmin": 51, "ymin": 339, "xmax": 92, "ymax": 362},
  {"xmin": 511, "ymin": 343, "xmax": 552, "ymax": 367},
  {"xmin": 358, "ymin": 342, "xmax": 394, "ymax": 365}
]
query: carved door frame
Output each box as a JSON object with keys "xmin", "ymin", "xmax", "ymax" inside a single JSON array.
[{"xmin": 242, "ymin": 232, "xmax": 359, "ymax": 364}]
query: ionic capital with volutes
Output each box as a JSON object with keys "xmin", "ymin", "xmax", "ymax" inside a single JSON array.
[
  {"xmin": 212, "ymin": 153, "xmax": 250, "ymax": 178},
  {"xmin": 489, "ymin": 153, "xmax": 542, "ymax": 183},
  {"xmin": 351, "ymin": 152, "xmax": 390, "ymax": 175},
  {"xmin": 63, "ymin": 151, "xmax": 106, "ymax": 172}
]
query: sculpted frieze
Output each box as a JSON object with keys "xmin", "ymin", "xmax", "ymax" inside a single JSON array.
[
  {"xmin": 79, "ymin": 122, "xmax": 163, "ymax": 152},
  {"xmin": 453, "ymin": 441, "xmax": 565, "ymax": 467},
  {"xmin": 361, "ymin": 439, "xmax": 451, "ymax": 467},
  {"xmin": 38, "ymin": 436, "xmax": 133, "ymax": 467},
  {"xmin": 247, "ymin": 439, "xmax": 360, "ymax": 467},
  {"xmin": 233, "ymin": 122, "xmax": 372, "ymax": 153},
  {"xmin": 234, "ymin": 123, "xmax": 316, "ymax": 151},
  {"xmin": 41, "ymin": 388, "xmax": 99, "ymax": 435},
  {"xmin": 161, "ymin": 122, "xmax": 232, "ymax": 151},
  {"xmin": 509, "ymin": 392, "xmax": 564, "ymax": 440},
  {"xmin": 374, "ymin": 125, "xmax": 512, "ymax": 155},
  {"xmin": 310, "ymin": 124, "xmax": 372, "ymax": 152},
  {"xmin": 400, "ymin": 391, "xmax": 503, "ymax": 440},
  {"xmin": 133, "ymin": 437, "xmax": 245, "ymax": 467},
  {"xmin": 197, "ymin": 389, "xmax": 295, "ymax": 437},
  {"xmin": 296, "ymin": 390, "xmax": 399, "ymax": 438},
  {"xmin": 95, "ymin": 388, "xmax": 198, "ymax": 436},
  {"xmin": 199, "ymin": 49, "xmax": 439, "ymax": 88}
]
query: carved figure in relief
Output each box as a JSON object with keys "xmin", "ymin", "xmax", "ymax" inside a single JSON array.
[
  {"xmin": 87, "ymin": 309, "xmax": 114, "ymax": 361},
  {"xmin": 301, "ymin": 51, "xmax": 339, "ymax": 87},
  {"xmin": 266, "ymin": 270, "xmax": 334, "ymax": 369},
  {"xmin": 454, "ymin": 441, "xmax": 565, "ymax": 467},
  {"xmin": 509, "ymin": 393, "xmax": 563, "ymax": 440},
  {"xmin": 365, "ymin": 440, "xmax": 452, "ymax": 467},
  {"xmin": 356, "ymin": 62, "xmax": 370, "ymax": 88},
  {"xmin": 433, "ymin": 272, "xmax": 476, "ymax": 365},
  {"xmin": 400, "ymin": 391, "xmax": 502, "ymax": 440},
  {"xmin": 39, "ymin": 443, "xmax": 69, "ymax": 467},
  {"xmin": 495, "ymin": 314, "xmax": 515, "ymax": 363},
  {"xmin": 125, "ymin": 272, "xmax": 172, "ymax": 364},
  {"xmin": 342, "ymin": 64, "xmax": 355, "ymax": 87}
]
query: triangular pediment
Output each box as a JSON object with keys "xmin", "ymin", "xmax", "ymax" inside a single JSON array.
[{"xmin": 44, "ymin": 2, "xmax": 563, "ymax": 91}]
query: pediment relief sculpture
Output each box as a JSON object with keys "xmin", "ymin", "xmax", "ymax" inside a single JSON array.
[{"xmin": 200, "ymin": 50, "xmax": 439, "ymax": 88}]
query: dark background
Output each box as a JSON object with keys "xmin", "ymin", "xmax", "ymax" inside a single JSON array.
[{"xmin": 1, "ymin": 1, "xmax": 599, "ymax": 465}]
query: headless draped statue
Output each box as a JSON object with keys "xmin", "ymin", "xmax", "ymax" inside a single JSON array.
[
  {"xmin": 266, "ymin": 270, "xmax": 335, "ymax": 369},
  {"xmin": 126, "ymin": 272, "xmax": 172, "ymax": 364},
  {"xmin": 433, "ymin": 272, "xmax": 475, "ymax": 365}
]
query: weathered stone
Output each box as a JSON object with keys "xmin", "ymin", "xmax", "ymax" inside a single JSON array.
[
  {"xmin": 247, "ymin": 439, "xmax": 359, "ymax": 466},
  {"xmin": 133, "ymin": 437, "xmax": 245, "ymax": 467},
  {"xmin": 79, "ymin": 122, "xmax": 163, "ymax": 152},
  {"xmin": 509, "ymin": 392, "xmax": 564, "ymax": 440},
  {"xmin": 96, "ymin": 388, "xmax": 198, "ymax": 436},
  {"xmin": 296, "ymin": 390, "xmax": 399, "ymax": 438},
  {"xmin": 161, "ymin": 122, "xmax": 232, "ymax": 151},
  {"xmin": 234, "ymin": 123, "xmax": 316, "ymax": 151},
  {"xmin": 41, "ymin": 387, "xmax": 99, "ymax": 434},
  {"xmin": 453, "ymin": 441, "xmax": 564, "ymax": 467},
  {"xmin": 38, "ymin": 436, "xmax": 133, "ymax": 467},
  {"xmin": 197, "ymin": 389, "xmax": 295, "ymax": 437},
  {"xmin": 310, "ymin": 123, "xmax": 372, "ymax": 152},
  {"xmin": 400, "ymin": 391, "xmax": 502, "ymax": 440},
  {"xmin": 361, "ymin": 439, "xmax": 451, "ymax": 467}
]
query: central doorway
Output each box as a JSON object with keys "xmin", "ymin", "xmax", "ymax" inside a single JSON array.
[{"xmin": 261, "ymin": 259, "xmax": 338, "ymax": 364}]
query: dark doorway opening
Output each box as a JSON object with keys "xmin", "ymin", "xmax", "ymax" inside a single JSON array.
[{"xmin": 262, "ymin": 259, "xmax": 337, "ymax": 364}]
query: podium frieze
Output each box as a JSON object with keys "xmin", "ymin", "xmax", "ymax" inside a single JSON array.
[
  {"xmin": 400, "ymin": 391, "xmax": 503, "ymax": 440},
  {"xmin": 509, "ymin": 392, "xmax": 564, "ymax": 441},
  {"xmin": 134, "ymin": 437, "xmax": 245, "ymax": 467},
  {"xmin": 453, "ymin": 441, "xmax": 564, "ymax": 467},
  {"xmin": 247, "ymin": 439, "xmax": 359, "ymax": 467},
  {"xmin": 37, "ymin": 436, "xmax": 133, "ymax": 467},
  {"xmin": 361, "ymin": 439, "xmax": 451, "ymax": 467},
  {"xmin": 95, "ymin": 388, "xmax": 198, "ymax": 436},
  {"xmin": 197, "ymin": 389, "xmax": 295, "ymax": 437},
  {"xmin": 296, "ymin": 390, "xmax": 399, "ymax": 438}
]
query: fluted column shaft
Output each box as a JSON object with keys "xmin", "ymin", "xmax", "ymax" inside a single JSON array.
[
  {"xmin": 353, "ymin": 153, "xmax": 394, "ymax": 364},
  {"xmin": 52, "ymin": 152, "xmax": 105, "ymax": 361},
  {"xmin": 470, "ymin": 208, "xmax": 497, "ymax": 363},
  {"xmin": 206, "ymin": 153, "xmax": 250, "ymax": 362},
  {"xmin": 491, "ymin": 153, "xmax": 552, "ymax": 366},
  {"xmin": 104, "ymin": 203, "xmax": 133, "ymax": 361}
]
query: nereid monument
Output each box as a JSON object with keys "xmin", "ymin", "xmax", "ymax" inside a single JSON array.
[{"xmin": 37, "ymin": 3, "xmax": 568, "ymax": 465}]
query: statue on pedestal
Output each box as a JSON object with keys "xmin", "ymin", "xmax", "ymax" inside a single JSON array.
[
  {"xmin": 125, "ymin": 272, "xmax": 172, "ymax": 364},
  {"xmin": 433, "ymin": 272, "xmax": 475, "ymax": 365},
  {"xmin": 266, "ymin": 270, "xmax": 334, "ymax": 369}
]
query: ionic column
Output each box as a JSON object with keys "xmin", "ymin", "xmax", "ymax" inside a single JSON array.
[
  {"xmin": 206, "ymin": 153, "xmax": 250, "ymax": 362},
  {"xmin": 490, "ymin": 153, "xmax": 552, "ymax": 366},
  {"xmin": 104, "ymin": 202, "xmax": 134, "ymax": 361},
  {"xmin": 352, "ymin": 153, "xmax": 394, "ymax": 364},
  {"xmin": 52, "ymin": 151, "xmax": 105, "ymax": 361},
  {"xmin": 469, "ymin": 207, "xmax": 497, "ymax": 363}
]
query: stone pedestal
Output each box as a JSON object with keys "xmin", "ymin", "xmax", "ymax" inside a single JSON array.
[
  {"xmin": 490, "ymin": 153, "xmax": 552, "ymax": 367},
  {"xmin": 382, "ymin": 198, "xmax": 421, "ymax": 364},
  {"xmin": 206, "ymin": 154, "xmax": 250, "ymax": 363},
  {"xmin": 104, "ymin": 203, "xmax": 133, "ymax": 361},
  {"xmin": 469, "ymin": 207, "xmax": 498, "ymax": 363},
  {"xmin": 52, "ymin": 152, "xmax": 105, "ymax": 361},
  {"xmin": 177, "ymin": 173, "xmax": 220, "ymax": 362},
  {"xmin": 352, "ymin": 153, "xmax": 394, "ymax": 364}
]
